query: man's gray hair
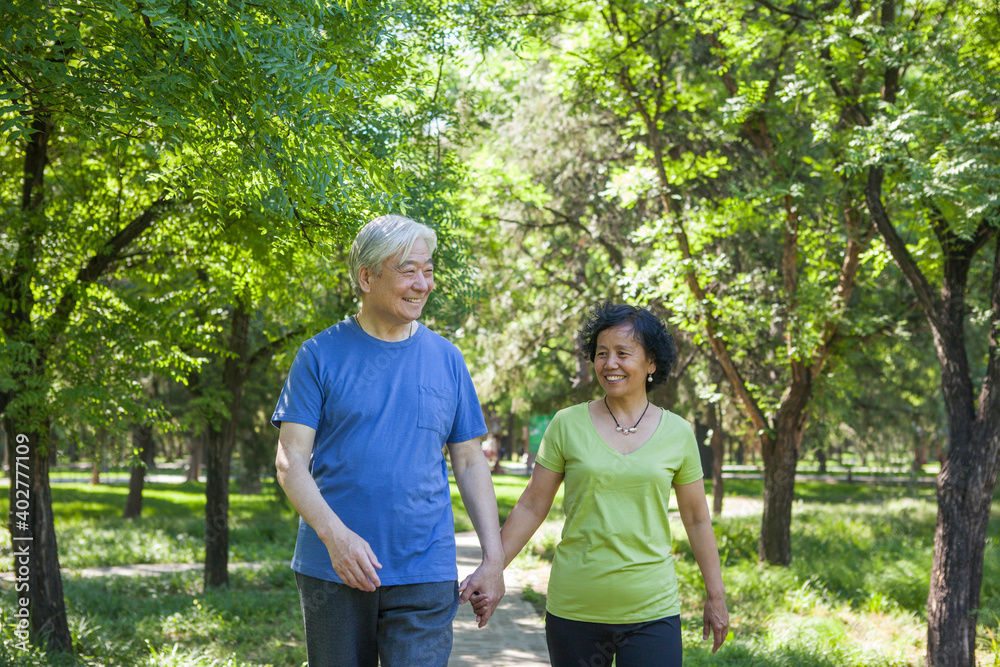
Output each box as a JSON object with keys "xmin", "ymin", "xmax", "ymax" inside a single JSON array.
[{"xmin": 348, "ymin": 214, "xmax": 438, "ymax": 297}]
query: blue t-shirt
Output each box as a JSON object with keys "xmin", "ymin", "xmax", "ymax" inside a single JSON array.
[{"xmin": 271, "ymin": 316, "xmax": 488, "ymax": 585}]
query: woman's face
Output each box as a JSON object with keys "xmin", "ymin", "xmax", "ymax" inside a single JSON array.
[{"xmin": 593, "ymin": 324, "xmax": 656, "ymax": 400}]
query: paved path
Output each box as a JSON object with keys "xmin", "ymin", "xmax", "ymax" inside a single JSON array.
[{"xmin": 451, "ymin": 531, "xmax": 549, "ymax": 667}]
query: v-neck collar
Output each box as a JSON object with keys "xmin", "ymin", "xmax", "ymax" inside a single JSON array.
[{"xmin": 585, "ymin": 402, "xmax": 665, "ymax": 457}]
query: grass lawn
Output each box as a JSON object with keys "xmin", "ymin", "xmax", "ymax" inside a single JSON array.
[{"xmin": 0, "ymin": 474, "xmax": 998, "ymax": 665}]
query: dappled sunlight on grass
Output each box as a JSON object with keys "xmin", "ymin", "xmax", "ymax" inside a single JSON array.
[
  {"xmin": 840, "ymin": 608, "xmax": 924, "ymax": 665},
  {"xmin": 671, "ymin": 490, "xmax": 955, "ymax": 666},
  {"xmin": 682, "ymin": 604, "xmax": 921, "ymax": 666},
  {"xmin": 1, "ymin": 565, "xmax": 303, "ymax": 666}
]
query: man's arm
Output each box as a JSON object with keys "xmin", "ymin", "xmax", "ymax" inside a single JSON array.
[
  {"xmin": 275, "ymin": 421, "xmax": 382, "ymax": 591},
  {"xmin": 448, "ymin": 438, "xmax": 505, "ymax": 628}
]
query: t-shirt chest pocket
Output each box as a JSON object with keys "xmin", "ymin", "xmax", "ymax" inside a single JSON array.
[{"xmin": 418, "ymin": 385, "xmax": 458, "ymax": 438}]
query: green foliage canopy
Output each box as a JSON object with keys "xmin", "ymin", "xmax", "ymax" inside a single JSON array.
[{"xmin": 1, "ymin": 0, "xmax": 415, "ymax": 221}]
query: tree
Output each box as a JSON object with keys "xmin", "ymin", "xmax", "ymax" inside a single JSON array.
[
  {"xmin": 1, "ymin": 0, "xmax": 427, "ymax": 650},
  {"xmin": 474, "ymin": 0, "xmax": 996, "ymax": 654},
  {"xmin": 852, "ymin": 1, "xmax": 1000, "ymax": 661},
  {"xmin": 122, "ymin": 421, "xmax": 155, "ymax": 520},
  {"xmin": 485, "ymin": 0, "xmax": 878, "ymax": 566},
  {"xmin": 187, "ymin": 224, "xmax": 340, "ymax": 588},
  {"xmin": 449, "ymin": 52, "xmax": 655, "ymax": 416}
]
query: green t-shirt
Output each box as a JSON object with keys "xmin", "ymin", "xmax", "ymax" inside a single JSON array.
[{"xmin": 535, "ymin": 402, "xmax": 703, "ymax": 623}]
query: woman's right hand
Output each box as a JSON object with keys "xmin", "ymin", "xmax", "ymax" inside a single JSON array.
[{"xmin": 703, "ymin": 595, "xmax": 729, "ymax": 653}]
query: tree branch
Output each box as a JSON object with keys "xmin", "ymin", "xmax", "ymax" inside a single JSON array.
[
  {"xmin": 865, "ymin": 166, "xmax": 942, "ymax": 330},
  {"xmin": 674, "ymin": 216, "xmax": 771, "ymax": 436},
  {"xmin": 42, "ymin": 194, "xmax": 172, "ymax": 350},
  {"xmin": 21, "ymin": 113, "xmax": 54, "ymax": 212},
  {"xmin": 973, "ymin": 222, "xmax": 997, "ymax": 257},
  {"xmin": 927, "ymin": 0, "xmax": 960, "ymax": 45},
  {"xmin": 819, "ymin": 46, "xmax": 872, "ymax": 127},
  {"xmin": 880, "ymin": 0, "xmax": 900, "ymax": 104},
  {"xmin": 927, "ymin": 202, "xmax": 953, "ymax": 248},
  {"xmin": 813, "ymin": 192, "xmax": 871, "ymax": 376},
  {"xmin": 247, "ymin": 326, "xmax": 306, "ymax": 370},
  {"xmin": 751, "ymin": 0, "xmax": 816, "ymax": 21},
  {"xmin": 673, "ymin": 350, "xmax": 698, "ymax": 380},
  {"xmin": 781, "ymin": 194, "xmax": 799, "ymax": 307},
  {"xmin": 601, "ymin": 2, "xmax": 673, "ymax": 62},
  {"xmin": 710, "ymin": 36, "xmax": 740, "ymax": 97},
  {"xmin": 619, "ymin": 61, "xmax": 771, "ymax": 437}
]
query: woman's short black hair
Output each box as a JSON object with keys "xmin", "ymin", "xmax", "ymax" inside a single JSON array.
[{"xmin": 578, "ymin": 302, "xmax": 677, "ymax": 391}]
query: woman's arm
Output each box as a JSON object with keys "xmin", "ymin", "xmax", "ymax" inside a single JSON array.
[
  {"xmin": 467, "ymin": 452, "xmax": 564, "ymax": 620},
  {"xmin": 500, "ymin": 465, "xmax": 564, "ymax": 568},
  {"xmin": 675, "ymin": 479, "xmax": 729, "ymax": 653}
]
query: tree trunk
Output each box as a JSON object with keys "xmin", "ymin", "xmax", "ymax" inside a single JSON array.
[
  {"xmin": 1, "ymin": 184, "xmax": 72, "ymax": 652},
  {"xmin": 694, "ymin": 416, "xmax": 712, "ymax": 477},
  {"xmin": 816, "ymin": 446, "xmax": 827, "ymax": 474},
  {"xmin": 4, "ymin": 419, "xmax": 72, "ymax": 652},
  {"xmin": 2, "ymin": 99, "xmax": 162, "ymax": 657},
  {"xmin": 705, "ymin": 404, "xmax": 725, "ymax": 516},
  {"xmin": 144, "ymin": 428, "xmax": 156, "ymax": 468},
  {"xmin": 758, "ymin": 428, "xmax": 798, "ymax": 565},
  {"xmin": 928, "ymin": 425, "xmax": 999, "ymax": 666},
  {"xmin": 90, "ymin": 427, "xmax": 106, "ymax": 485},
  {"xmin": 204, "ymin": 425, "xmax": 233, "ymax": 588},
  {"xmin": 912, "ymin": 429, "xmax": 926, "ymax": 472},
  {"xmin": 758, "ymin": 368, "xmax": 811, "ymax": 565},
  {"xmin": 204, "ymin": 300, "xmax": 250, "ymax": 588},
  {"xmin": 925, "ymin": 302, "xmax": 1000, "ymax": 666},
  {"xmin": 123, "ymin": 422, "xmax": 154, "ymax": 519},
  {"xmin": 186, "ymin": 435, "xmax": 202, "ymax": 482}
]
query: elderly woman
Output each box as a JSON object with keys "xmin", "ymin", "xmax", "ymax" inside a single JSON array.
[
  {"xmin": 478, "ymin": 303, "xmax": 728, "ymax": 665},
  {"xmin": 273, "ymin": 214, "xmax": 504, "ymax": 667}
]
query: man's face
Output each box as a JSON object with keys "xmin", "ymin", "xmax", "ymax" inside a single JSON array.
[{"xmin": 361, "ymin": 238, "xmax": 435, "ymax": 326}]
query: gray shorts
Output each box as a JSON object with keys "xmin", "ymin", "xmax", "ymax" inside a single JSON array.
[{"xmin": 295, "ymin": 571, "xmax": 459, "ymax": 667}]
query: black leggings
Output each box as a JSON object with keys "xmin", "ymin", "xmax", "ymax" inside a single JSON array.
[{"xmin": 545, "ymin": 612, "xmax": 683, "ymax": 667}]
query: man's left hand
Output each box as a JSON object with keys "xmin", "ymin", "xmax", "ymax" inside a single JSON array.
[{"xmin": 458, "ymin": 561, "xmax": 505, "ymax": 628}]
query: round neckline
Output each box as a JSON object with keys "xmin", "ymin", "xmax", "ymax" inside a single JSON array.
[
  {"xmin": 346, "ymin": 315, "xmax": 422, "ymax": 347},
  {"xmin": 353, "ymin": 313, "xmax": 414, "ymax": 341}
]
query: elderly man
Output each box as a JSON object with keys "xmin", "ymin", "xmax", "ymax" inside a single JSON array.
[{"xmin": 272, "ymin": 214, "xmax": 504, "ymax": 666}]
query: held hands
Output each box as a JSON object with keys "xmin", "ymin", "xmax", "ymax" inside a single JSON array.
[
  {"xmin": 703, "ymin": 595, "xmax": 730, "ymax": 653},
  {"xmin": 326, "ymin": 525, "xmax": 382, "ymax": 591},
  {"xmin": 458, "ymin": 560, "xmax": 505, "ymax": 628}
]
